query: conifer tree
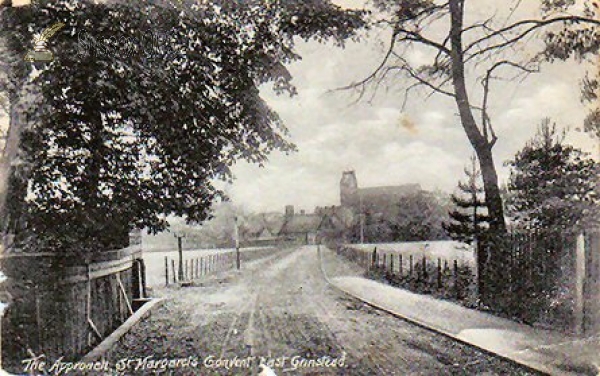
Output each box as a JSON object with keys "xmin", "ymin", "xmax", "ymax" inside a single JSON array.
[{"xmin": 444, "ymin": 155, "xmax": 489, "ymax": 244}]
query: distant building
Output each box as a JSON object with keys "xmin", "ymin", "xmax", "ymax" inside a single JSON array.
[
  {"xmin": 278, "ymin": 205, "xmax": 339, "ymax": 245},
  {"xmin": 340, "ymin": 170, "xmax": 422, "ymax": 218},
  {"xmin": 243, "ymin": 171, "xmax": 428, "ymax": 245},
  {"xmin": 239, "ymin": 213, "xmax": 285, "ymax": 247}
]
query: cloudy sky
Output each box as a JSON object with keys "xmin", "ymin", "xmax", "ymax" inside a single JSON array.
[
  {"xmin": 223, "ymin": 0, "xmax": 599, "ymax": 213},
  {"xmin": 1, "ymin": 1, "xmax": 597, "ymax": 216}
]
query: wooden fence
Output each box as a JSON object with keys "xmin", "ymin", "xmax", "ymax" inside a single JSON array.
[
  {"xmin": 164, "ymin": 247, "xmax": 277, "ymax": 286},
  {"xmin": 582, "ymin": 229, "xmax": 600, "ymax": 334},
  {"xmin": 476, "ymin": 229, "xmax": 579, "ymax": 328},
  {"xmin": 1, "ymin": 243, "xmax": 146, "ymax": 372},
  {"xmin": 165, "ymin": 251, "xmax": 237, "ymax": 285},
  {"xmin": 336, "ymin": 246, "xmax": 475, "ymax": 302},
  {"xmin": 339, "ymin": 229, "xmax": 600, "ymax": 335}
]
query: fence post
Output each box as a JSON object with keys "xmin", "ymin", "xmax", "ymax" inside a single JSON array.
[
  {"xmin": 177, "ymin": 236, "xmax": 184, "ymax": 282},
  {"xmin": 454, "ymin": 260, "xmax": 459, "ymax": 300},
  {"xmin": 409, "ymin": 255, "xmax": 413, "ymax": 276},
  {"xmin": 437, "ymin": 258, "xmax": 442, "ymax": 289},
  {"xmin": 574, "ymin": 233, "xmax": 586, "ymax": 335},
  {"xmin": 171, "ymin": 260, "xmax": 176, "ymax": 283},
  {"xmin": 399, "ymin": 254, "xmax": 403, "ymax": 277},
  {"xmin": 372, "ymin": 247, "xmax": 377, "ymax": 268},
  {"xmin": 165, "ymin": 256, "xmax": 169, "ymax": 286},
  {"xmin": 35, "ymin": 285, "xmax": 42, "ymax": 352},
  {"xmin": 140, "ymin": 259, "xmax": 147, "ymax": 298},
  {"xmin": 473, "ymin": 239, "xmax": 479, "ymax": 302}
]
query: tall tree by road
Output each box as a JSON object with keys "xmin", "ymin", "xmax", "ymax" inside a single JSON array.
[
  {"xmin": 346, "ymin": 0, "xmax": 600, "ymax": 236},
  {"xmin": 0, "ymin": 0, "xmax": 366, "ymax": 252},
  {"xmin": 343, "ymin": 1, "xmax": 600, "ymax": 305}
]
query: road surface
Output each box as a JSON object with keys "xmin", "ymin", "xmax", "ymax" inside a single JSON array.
[{"xmin": 107, "ymin": 246, "xmax": 540, "ymax": 375}]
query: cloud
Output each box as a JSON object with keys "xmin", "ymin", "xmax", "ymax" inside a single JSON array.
[{"xmin": 225, "ymin": 32, "xmax": 597, "ymax": 213}]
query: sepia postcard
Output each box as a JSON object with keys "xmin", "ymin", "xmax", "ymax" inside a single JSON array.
[{"xmin": 0, "ymin": 0, "xmax": 599, "ymax": 375}]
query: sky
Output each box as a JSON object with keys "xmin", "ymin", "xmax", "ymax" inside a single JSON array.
[
  {"xmin": 1, "ymin": 0, "xmax": 598, "ymax": 216},
  {"xmin": 222, "ymin": 0, "xmax": 599, "ymax": 214}
]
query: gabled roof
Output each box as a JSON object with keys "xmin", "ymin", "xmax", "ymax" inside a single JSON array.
[
  {"xmin": 264, "ymin": 216, "xmax": 285, "ymax": 235},
  {"xmin": 279, "ymin": 215, "xmax": 322, "ymax": 235},
  {"xmin": 240, "ymin": 216, "xmax": 266, "ymax": 237},
  {"xmin": 240, "ymin": 213, "xmax": 285, "ymax": 239},
  {"xmin": 317, "ymin": 206, "xmax": 353, "ymax": 230}
]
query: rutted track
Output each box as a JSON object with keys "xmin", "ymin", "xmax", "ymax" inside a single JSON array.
[{"xmin": 106, "ymin": 246, "xmax": 541, "ymax": 375}]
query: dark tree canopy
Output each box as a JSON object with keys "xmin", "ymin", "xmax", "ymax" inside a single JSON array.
[
  {"xmin": 0, "ymin": 0, "xmax": 366, "ymax": 251},
  {"xmin": 541, "ymin": 0, "xmax": 600, "ymax": 140},
  {"xmin": 390, "ymin": 190, "xmax": 450, "ymax": 242},
  {"xmin": 351, "ymin": 190, "xmax": 450, "ymax": 243},
  {"xmin": 506, "ymin": 119, "xmax": 599, "ymax": 231}
]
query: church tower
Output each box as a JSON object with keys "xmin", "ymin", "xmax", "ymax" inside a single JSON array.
[{"xmin": 340, "ymin": 171, "xmax": 359, "ymax": 207}]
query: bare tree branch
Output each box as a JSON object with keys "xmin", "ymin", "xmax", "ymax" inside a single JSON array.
[
  {"xmin": 396, "ymin": 26, "xmax": 452, "ymax": 55},
  {"xmin": 334, "ymin": 29, "xmax": 399, "ymax": 96},
  {"xmin": 481, "ymin": 60, "xmax": 540, "ymax": 146},
  {"xmin": 464, "ymin": 15, "xmax": 600, "ymax": 60},
  {"xmin": 384, "ymin": 53, "xmax": 457, "ymax": 99},
  {"xmin": 400, "ymin": 82, "xmax": 421, "ymax": 112}
]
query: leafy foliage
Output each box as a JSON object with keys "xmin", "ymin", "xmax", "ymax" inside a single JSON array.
[
  {"xmin": 542, "ymin": 0, "xmax": 600, "ymax": 140},
  {"xmin": 352, "ymin": 190, "xmax": 450, "ymax": 242},
  {"xmin": 390, "ymin": 191, "xmax": 450, "ymax": 241},
  {"xmin": 0, "ymin": 0, "xmax": 366, "ymax": 252},
  {"xmin": 444, "ymin": 155, "xmax": 490, "ymax": 245},
  {"xmin": 506, "ymin": 119, "xmax": 599, "ymax": 230}
]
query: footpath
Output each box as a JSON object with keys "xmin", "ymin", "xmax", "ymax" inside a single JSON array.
[{"xmin": 320, "ymin": 250, "xmax": 600, "ymax": 376}]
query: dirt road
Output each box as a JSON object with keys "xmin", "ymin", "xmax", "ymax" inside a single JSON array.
[{"xmin": 106, "ymin": 246, "xmax": 539, "ymax": 375}]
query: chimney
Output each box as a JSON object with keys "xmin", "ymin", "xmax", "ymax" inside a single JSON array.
[{"xmin": 285, "ymin": 205, "xmax": 294, "ymax": 218}]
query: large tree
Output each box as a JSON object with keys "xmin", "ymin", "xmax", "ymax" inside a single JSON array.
[
  {"xmin": 346, "ymin": 0, "xmax": 600, "ymax": 236},
  {"xmin": 344, "ymin": 1, "xmax": 600, "ymax": 306},
  {"xmin": 506, "ymin": 118, "xmax": 599, "ymax": 231},
  {"xmin": 0, "ymin": 0, "xmax": 365, "ymax": 252}
]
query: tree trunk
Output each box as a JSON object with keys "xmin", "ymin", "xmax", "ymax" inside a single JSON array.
[
  {"xmin": 0, "ymin": 91, "xmax": 24, "ymax": 243},
  {"xmin": 476, "ymin": 145, "xmax": 506, "ymax": 234},
  {"xmin": 448, "ymin": 0, "xmax": 506, "ymax": 235},
  {"xmin": 449, "ymin": 0, "xmax": 508, "ymax": 306}
]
